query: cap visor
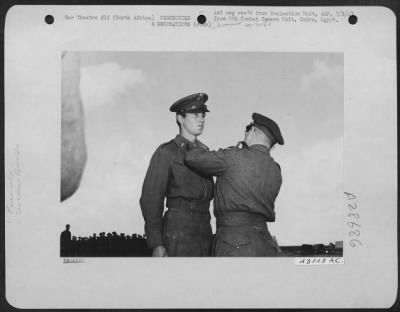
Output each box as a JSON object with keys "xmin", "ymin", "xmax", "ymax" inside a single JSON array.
[{"xmin": 186, "ymin": 108, "xmax": 209, "ymax": 113}]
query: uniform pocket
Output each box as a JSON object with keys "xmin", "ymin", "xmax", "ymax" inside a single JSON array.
[
  {"xmin": 214, "ymin": 226, "xmax": 279, "ymax": 257},
  {"xmin": 214, "ymin": 233, "xmax": 253, "ymax": 257},
  {"xmin": 171, "ymin": 160, "xmax": 199, "ymax": 183},
  {"xmin": 172, "ymin": 160, "xmax": 189, "ymax": 180}
]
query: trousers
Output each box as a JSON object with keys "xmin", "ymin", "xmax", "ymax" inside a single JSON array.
[
  {"xmin": 213, "ymin": 212, "xmax": 279, "ymax": 257},
  {"xmin": 162, "ymin": 209, "xmax": 213, "ymax": 257}
]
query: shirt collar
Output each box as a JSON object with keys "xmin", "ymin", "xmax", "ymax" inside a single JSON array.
[
  {"xmin": 174, "ymin": 134, "xmax": 200, "ymax": 149},
  {"xmin": 249, "ymin": 144, "xmax": 271, "ymax": 155}
]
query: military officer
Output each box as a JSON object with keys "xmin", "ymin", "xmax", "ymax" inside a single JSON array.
[
  {"xmin": 184, "ymin": 113, "xmax": 284, "ymax": 257},
  {"xmin": 140, "ymin": 93, "xmax": 214, "ymax": 257}
]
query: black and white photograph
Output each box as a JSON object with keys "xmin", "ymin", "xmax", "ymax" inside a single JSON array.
[
  {"xmin": 60, "ymin": 51, "xmax": 344, "ymax": 258},
  {"xmin": 4, "ymin": 5, "xmax": 397, "ymax": 309}
]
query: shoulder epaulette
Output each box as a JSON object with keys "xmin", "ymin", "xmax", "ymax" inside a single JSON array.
[{"xmin": 159, "ymin": 139, "xmax": 174, "ymax": 149}]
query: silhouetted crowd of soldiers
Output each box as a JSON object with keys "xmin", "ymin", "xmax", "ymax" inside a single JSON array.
[
  {"xmin": 61, "ymin": 224, "xmax": 343, "ymax": 258},
  {"xmin": 60, "ymin": 225, "xmax": 152, "ymax": 257}
]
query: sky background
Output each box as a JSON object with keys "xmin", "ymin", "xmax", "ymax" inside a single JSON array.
[{"xmin": 60, "ymin": 52, "xmax": 343, "ymax": 246}]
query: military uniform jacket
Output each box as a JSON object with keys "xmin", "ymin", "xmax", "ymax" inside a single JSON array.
[
  {"xmin": 184, "ymin": 144, "xmax": 282, "ymax": 222},
  {"xmin": 140, "ymin": 135, "xmax": 214, "ymax": 248}
]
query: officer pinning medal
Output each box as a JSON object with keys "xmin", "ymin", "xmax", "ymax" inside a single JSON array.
[
  {"xmin": 140, "ymin": 93, "xmax": 284, "ymax": 257},
  {"xmin": 184, "ymin": 112, "xmax": 284, "ymax": 256}
]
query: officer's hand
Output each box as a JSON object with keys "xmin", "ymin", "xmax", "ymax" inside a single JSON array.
[
  {"xmin": 236, "ymin": 141, "xmax": 248, "ymax": 149},
  {"xmin": 152, "ymin": 245, "xmax": 168, "ymax": 257}
]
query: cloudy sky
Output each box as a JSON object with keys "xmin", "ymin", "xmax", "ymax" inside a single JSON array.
[{"xmin": 60, "ymin": 52, "xmax": 343, "ymax": 246}]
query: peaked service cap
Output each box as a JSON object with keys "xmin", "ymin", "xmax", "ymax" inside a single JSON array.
[
  {"xmin": 252, "ymin": 112, "xmax": 284, "ymax": 145},
  {"xmin": 169, "ymin": 93, "xmax": 209, "ymax": 114}
]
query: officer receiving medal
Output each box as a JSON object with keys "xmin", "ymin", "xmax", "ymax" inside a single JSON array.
[{"xmin": 140, "ymin": 93, "xmax": 214, "ymax": 257}]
